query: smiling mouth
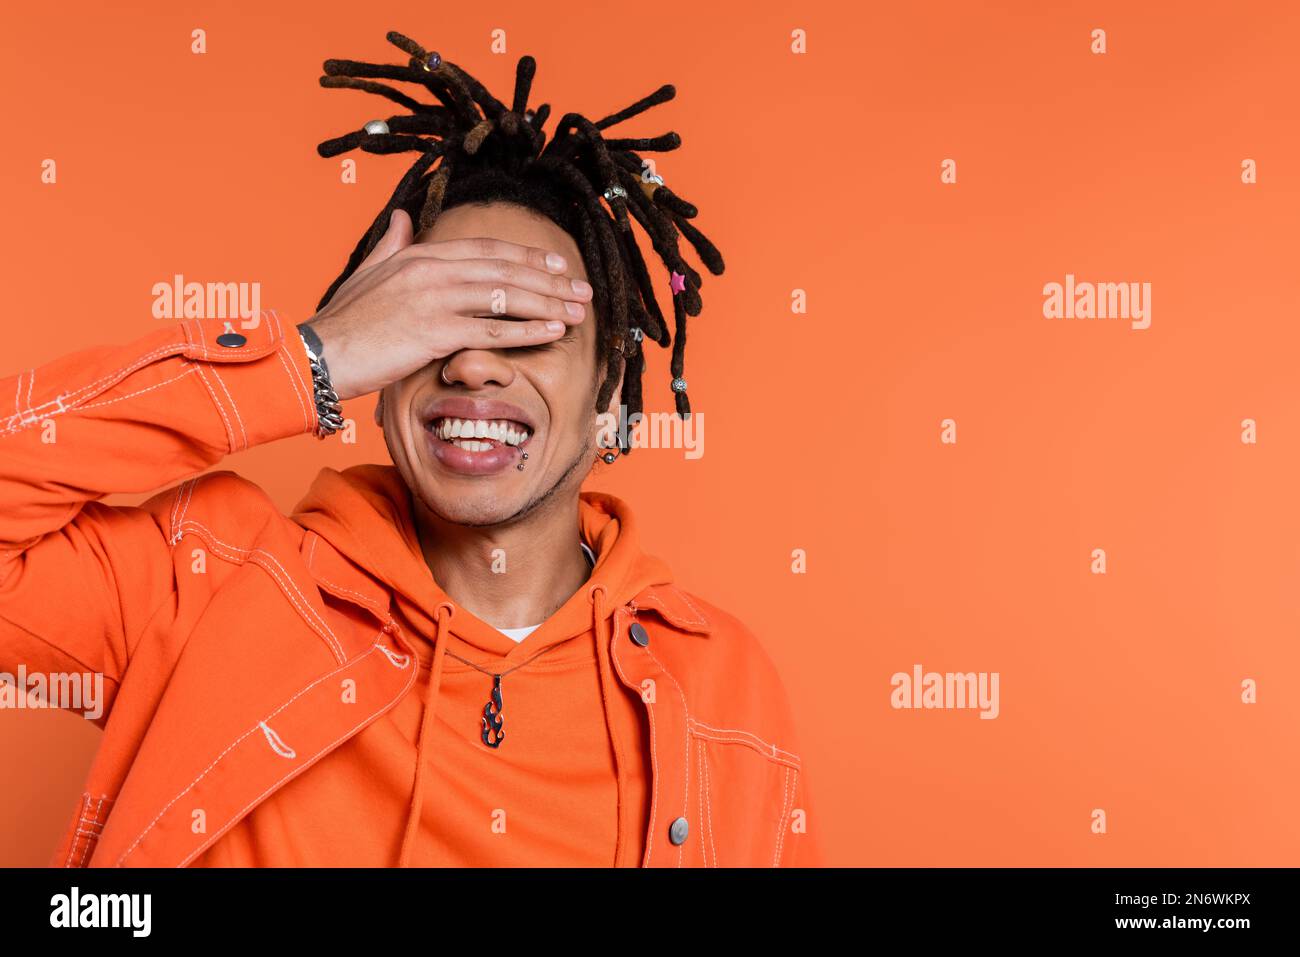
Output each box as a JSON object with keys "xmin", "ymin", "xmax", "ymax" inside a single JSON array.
[{"xmin": 426, "ymin": 416, "xmax": 533, "ymax": 452}]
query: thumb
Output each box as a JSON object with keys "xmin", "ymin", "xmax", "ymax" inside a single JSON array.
[{"xmin": 357, "ymin": 207, "xmax": 414, "ymax": 272}]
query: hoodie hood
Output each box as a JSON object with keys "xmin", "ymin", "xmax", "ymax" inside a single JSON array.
[
  {"xmin": 290, "ymin": 463, "xmax": 675, "ymax": 655},
  {"xmin": 288, "ymin": 464, "xmax": 682, "ymax": 867}
]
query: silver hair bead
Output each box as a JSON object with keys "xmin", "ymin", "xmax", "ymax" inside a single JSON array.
[
  {"xmin": 671, "ymin": 377, "xmax": 688, "ymax": 393},
  {"xmin": 603, "ymin": 184, "xmax": 628, "ymax": 201},
  {"xmin": 364, "ymin": 120, "xmax": 390, "ymax": 135}
]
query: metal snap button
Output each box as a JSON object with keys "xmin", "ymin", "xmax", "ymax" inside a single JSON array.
[
  {"xmin": 216, "ymin": 332, "xmax": 247, "ymax": 348},
  {"xmin": 669, "ymin": 816, "xmax": 689, "ymax": 845},
  {"xmin": 628, "ymin": 621, "xmax": 650, "ymax": 647}
]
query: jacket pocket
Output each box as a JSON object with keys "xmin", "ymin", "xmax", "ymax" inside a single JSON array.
[{"xmin": 687, "ymin": 719, "xmax": 802, "ymax": 867}]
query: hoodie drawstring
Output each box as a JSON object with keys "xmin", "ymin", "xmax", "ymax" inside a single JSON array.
[
  {"xmin": 397, "ymin": 589, "xmax": 625, "ymax": 866},
  {"xmin": 398, "ymin": 601, "xmax": 454, "ymax": 868}
]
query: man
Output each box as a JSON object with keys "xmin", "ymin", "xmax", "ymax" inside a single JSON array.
[{"xmin": 0, "ymin": 34, "xmax": 819, "ymax": 867}]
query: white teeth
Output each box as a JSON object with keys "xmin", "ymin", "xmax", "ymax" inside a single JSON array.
[{"xmin": 432, "ymin": 418, "xmax": 531, "ymax": 448}]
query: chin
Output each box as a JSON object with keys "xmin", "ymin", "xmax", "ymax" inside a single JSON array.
[{"xmin": 412, "ymin": 478, "xmax": 532, "ymax": 527}]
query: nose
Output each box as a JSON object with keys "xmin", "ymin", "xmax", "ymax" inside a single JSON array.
[{"xmin": 439, "ymin": 349, "xmax": 516, "ymax": 390}]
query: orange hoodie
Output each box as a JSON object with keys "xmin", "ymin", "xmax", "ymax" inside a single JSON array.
[
  {"xmin": 193, "ymin": 465, "xmax": 655, "ymax": 866},
  {"xmin": 0, "ymin": 315, "xmax": 821, "ymax": 867}
]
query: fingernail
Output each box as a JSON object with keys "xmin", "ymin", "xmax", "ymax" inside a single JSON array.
[
  {"xmin": 546, "ymin": 253, "xmax": 566, "ymax": 272},
  {"xmin": 546, "ymin": 321, "xmax": 566, "ymax": 331},
  {"xmin": 565, "ymin": 301, "xmax": 584, "ymax": 318},
  {"xmin": 570, "ymin": 278, "xmax": 592, "ymax": 296}
]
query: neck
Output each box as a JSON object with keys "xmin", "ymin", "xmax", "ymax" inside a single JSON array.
[{"xmin": 412, "ymin": 492, "xmax": 591, "ymax": 630}]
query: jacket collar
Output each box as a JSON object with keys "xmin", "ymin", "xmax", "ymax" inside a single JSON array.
[{"xmin": 633, "ymin": 584, "xmax": 712, "ymax": 635}]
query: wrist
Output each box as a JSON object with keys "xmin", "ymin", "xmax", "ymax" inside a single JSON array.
[{"xmin": 297, "ymin": 321, "xmax": 345, "ymax": 437}]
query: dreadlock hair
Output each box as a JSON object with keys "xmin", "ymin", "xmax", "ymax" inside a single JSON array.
[{"xmin": 313, "ymin": 31, "xmax": 725, "ymax": 455}]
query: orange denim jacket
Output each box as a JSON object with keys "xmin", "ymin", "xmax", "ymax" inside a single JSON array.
[{"xmin": 0, "ymin": 315, "xmax": 821, "ymax": 867}]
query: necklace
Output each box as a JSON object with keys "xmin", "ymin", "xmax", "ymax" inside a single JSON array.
[
  {"xmin": 444, "ymin": 642, "xmax": 570, "ymax": 748},
  {"xmin": 443, "ymin": 541, "xmax": 596, "ymax": 749}
]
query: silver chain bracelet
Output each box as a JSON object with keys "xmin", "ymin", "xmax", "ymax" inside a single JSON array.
[{"xmin": 297, "ymin": 323, "xmax": 344, "ymax": 438}]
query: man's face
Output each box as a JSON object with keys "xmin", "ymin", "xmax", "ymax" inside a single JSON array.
[{"xmin": 377, "ymin": 201, "xmax": 617, "ymax": 527}]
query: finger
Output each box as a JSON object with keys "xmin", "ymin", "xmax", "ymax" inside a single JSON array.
[
  {"xmin": 397, "ymin": 236, "xmax": 571, "ymax": 276},
  {"xmin": 438, "ymin": 314, "xmax": 570, "ymax": 351},
  {"xmin": 443, "ymin": 282, "xmax": 589, "ymax": 325},
  {"xmin": 357, "ymin": 208, "xmax": 414, "ymax": 273},
  {"xmin": 437, "ymin": 258, "xmax": 593, "ymax": 305}
]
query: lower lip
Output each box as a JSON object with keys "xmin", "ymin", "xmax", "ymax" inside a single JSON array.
[{"xmin": 425, "ymin": 426, "xmax": 529, "ymax": 476}]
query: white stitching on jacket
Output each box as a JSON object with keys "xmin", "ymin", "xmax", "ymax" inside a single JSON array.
[
  {"xmin": 687, "ymin": 718, "xmax": 802, "ymax": 763},
  {"xmin": 672, "ymin": 587, "xmax": 710, "ymax": 627},
  {"xmin": 773, "ymin": 766, "xmax": 798, "ymax": 867},
  {"xmin": 697, "ymin": 738, "xmax": 718, "ymax": 867},
  {"xmin": 77, "ymin": 365, "xmax": 199, "ymax": 412},
  {"xmin": 173, "ymin": 519, "xmax": 346, "ymax": 663},
  {"xmin": 611, "ymin": 629, "xmax": 659, "ymax": 866},
  {"xmin": 643, "ymin": 643, "xmax": 691, "ymax": 869},
  {"xmin": 270, "ymin": 311, "xmax": 313, "ymax": 435},
  {"xmin": 64, "ymin": 794, "xmax": 91, "ymax": 867},
  {"xmin": 174, "ymin": 640, "xmax": 418, "ymax": 868},
  {"xmin": 77, "ymin": 796, "xmax": 106, "ymax": 868},
  {"xmin": 3, "ymin": 362, "xmax": 197, "ymax": 443},
  {"xmin": 175, "ymin": 477, "xmax": 199, "ymax": 538},
  {"xmin": 641, "ymin": 586, "xmax": 709, "ymax": 629},
  {"xmin": 701, "ymin": 738, "xmax": 718, "ymax": 866},
  {"xmin": 0, "ymin": 341, "xmax": 186, "ymax": 438},
  {"xmin": 117, "ymin": 641, "xmax": 385, "ymax": 865},
  {"xmin": 190, "ymin": 362, "xmax": 236, "ymax": 453},
  {"xmin": 687, "ymin": 728, "xmax": 802, "ymax": 769},
  {"xmin": 259, "ymin": 721, "xmax": 297, "ymax": 759},
  {"xmin": 275, "ymin": 347, "xmax": 311, "ymax": 434},
  {"xmin": 206, "ymin": 365, "xmax": 247, "ymax": 451},
  {"xmin": 375, "ymin": 642, "xmax": 411, "ymax": 669},
  {"xmin": 304, "ymin": 532, "xmax": 386, "ymax": 617},
  {"xmin": 168, "ymin": 481, "xmax": 188, "ymax": 545}
]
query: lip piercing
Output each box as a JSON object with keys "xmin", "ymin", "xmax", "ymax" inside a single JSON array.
[{"xmin": 516, "ymin": 451, "xmax": 529, "ymax": 471}]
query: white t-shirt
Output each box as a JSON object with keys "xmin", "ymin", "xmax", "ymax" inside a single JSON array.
[{"xmin": 495, "ymin": 542, "xmax": 596, "ymax": 643}]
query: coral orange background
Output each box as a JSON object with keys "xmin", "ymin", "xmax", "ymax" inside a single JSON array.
[{"xmin": 2, "ymin": 0, "xmax": 1299, "ymax": 866}]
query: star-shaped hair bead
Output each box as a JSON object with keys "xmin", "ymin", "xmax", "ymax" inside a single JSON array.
[{"xmin": 669, "ymin": 271, "xmax": 686, "ymax": 294}]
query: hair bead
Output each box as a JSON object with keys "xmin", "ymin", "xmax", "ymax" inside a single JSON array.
[{"xmin": 315, "ymin": 33, "xmax": 726, "ymax": 432}]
